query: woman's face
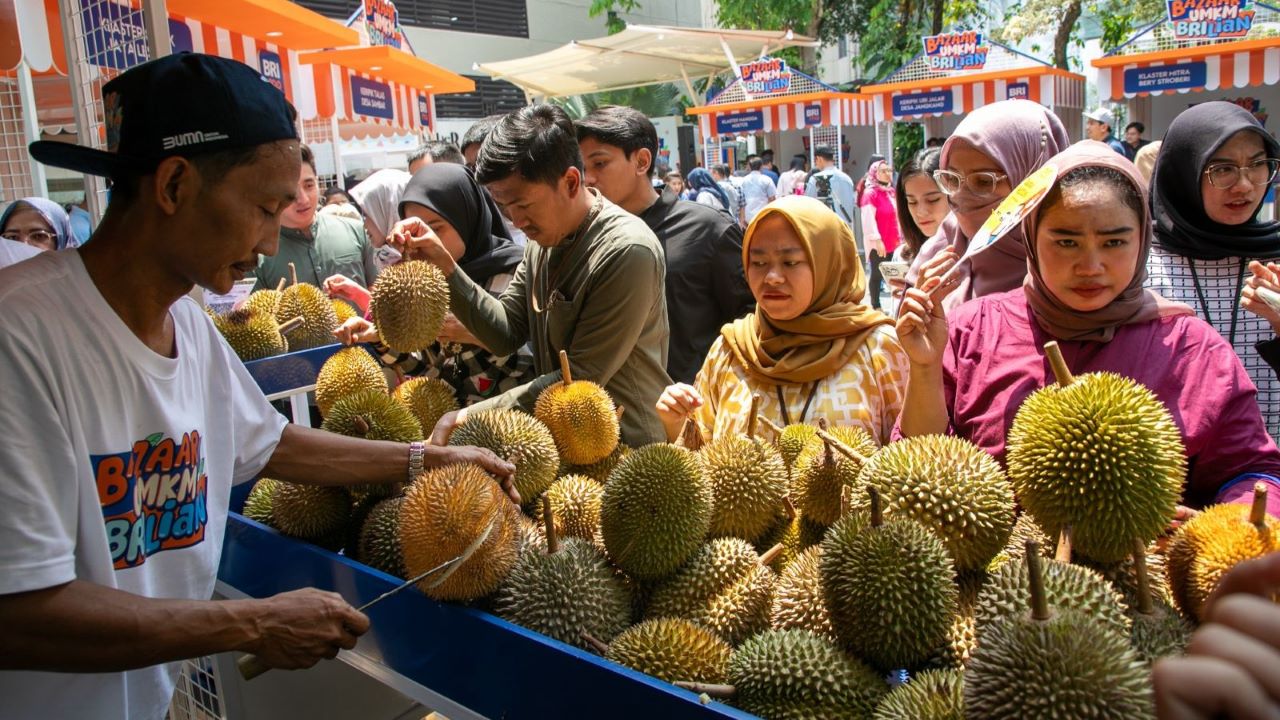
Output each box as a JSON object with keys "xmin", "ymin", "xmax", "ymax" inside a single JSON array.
[
  {"xmin": 875, "ymin": 164, "xmax": 893, "ymax": 185},
  {"xmin": 944, "ymin": 141, "xmax": 1013, "ymax": 238},
  {"xmin": 746, "ymin": 214, "xmax": 815, "ymax": 322},
  {"xmin": 402, "ymin": 203, "xmax": 466, "ymax": 261},
  {"xmin": 1034, "ymin": 180, "xmax": 1142, "ymax": 313},
  {"xmin": 1200, "ymin": 130, "xmax": 1269, "ymax": 226},
  {"xmin": 1, "ymin": 207, "xmax": 56, "ymax": 251},
  {"xmin": 904, "ymin": 173, "xmax": 948, "ymax": 239}
]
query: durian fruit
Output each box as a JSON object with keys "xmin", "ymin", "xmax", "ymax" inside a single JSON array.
[
  {"xmin": 964, "ymin": 548, "xmax": 1154, "ymax": 719},
  {"xmin": 212, "ymin": 307, "xmax": 290, "ymax": 361},
  {"xmin": 369, "ymin": 260, "xmax": 449, "ymax": 353},
  {"xmin": 853, "ymin": 434, "xmax": 1015, "ymax": 571},
  {"xmin": 756, "ymin": 503, "xmax": 827, "ymax": 572},
  {"xmin": 242, "ymin": 280, "xmax": 285, "ymax": 318},
  {"xmin": 514, "ymin": 513, "xmax": 548, "ymax": 558},
  {"xmin": 645, "ymin": 537, "xmax": 778, "ymax": 645},
  {"xmin": 560, "ymin": 443, "xmax": 629, "ymax": 484},
  {"xmin": 600, "ymin": 443, "xmax": 712, "ymax": 581},
  {"xmin": 1123, "ymin": 539, "xmax": 1191, "ymax": 666},
  {"xmin": 1006, "ymin": 345, "xmax": 1185, "ymax": 563},
  {"xmin": 330, "ymin": 298, "xmax": 358, "ymax": 324},
  {"xmin": 358, "ymin": 497, "xmax": 406, "ymax": 577},
  {"xmin": 717, "ymin": 629, "xmax": 888, "ymax": 720},
  {"xmin": 344, "ymin": 493, "xmax": 382, "ymax": 560},
  {"xmin": 534, "ymin": 351, "xmax": 619, "ymax": 465},
  {"xmin": 537, "ymin": 475, "xmax": 603, "ymax": 544},
  {"xmin": 605, "ymin": 618, "xmax": 731, "ymax": 683},
  {"xmin": 699, "ymin": 396, "xmax": 789, "ymax": 542},
  {"xmin": 322, "ymin": 392, "xmax": 423, "ymax": 499},
  {"xmin": 926, "ymin": 570, "xmax": 985, "ymax": 671},
  {"xmin": 1167, "ymin": 483, "xmax": 1280, "ymax": 621},
  {"xmin": 448, "ymin": 409, "xmax": 559, "ymax": 507},
  {"xmin": 243, "ymin": 478, "xmax": 281, "ymax": 525},
  {"xmin": 821, "ymin": 490, "xmax": 957, "ymax": 671},
  {"xmin": 493, "ymin": 506, "xmax": 632, "ymax": 650},
  {"xmin": 975, "ymin": 552, "xmax": 1131, "ymax": 640},
  {"xmin": 770, "ymin": 545, "xmax": 832, "ymax": 638},
  {"xmin": 873, "ymin": 668, "xmax": 964, "ymax": 720},
  {"xmin": 398, "ymin": 462, "xmax": 522, "ymax": 602},
  {"xmin": 392, "ymin": 377, "xmax": 459, "ymax": 436},
  {"xmin": 277, "ymin": 269, "xmax": 340, "ymax": 350},
  {"xmin": 315, "ymin": 347, "xmax": 389, "ymax": 416},
  {"xmin": 773, "ymin": 422, "xmax": 819, "ymax": 476},
  {"xmin": 270, "ymin": 482, "xmax": 351, "ymax": 542},
  {"xmin": 1079, "ymin": 541, "xmax": 1173, "ymax": 610},
  {"xmin": 791, "ymin": 421, "xmax": 877, "ymax": 526},
  {"xmin": 989, "ymin": 511, "xmax": 1053, "ymax": 571}
]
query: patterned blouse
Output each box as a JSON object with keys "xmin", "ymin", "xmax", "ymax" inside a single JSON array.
[
  {"xmin": 691, "ymin": 326, "xmax": 910, "ymax": 446},
  {"xmin": 1146, "ymin": 245, "xmax": 1280, "ymax": 441}
]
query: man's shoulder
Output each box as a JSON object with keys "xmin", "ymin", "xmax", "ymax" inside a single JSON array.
[
  {"xmin": 656, "ymin": 196, "xmax": 737, "ymax": 234},
  {"xmin": 596, "ymin": 199, "xmax": 663, "ymax": 250},
  {"xmin": 0, "ymin": 250, "xmax": 72, "ymax": 310},
  {"xmin": 316, "ymin": 213, "xmax": 367, "ymax": 242}
]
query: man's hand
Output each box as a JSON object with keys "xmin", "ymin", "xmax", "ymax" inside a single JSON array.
[
  {"xmin": 425, "ymin": 442, "xmax": 520, "ymax": 504},
  {"xmin": 332, "ymin": 317, "xmax": 380, "ymax": 346},
  {"xmin": 388, "ymin": 218, "xmax": 457, "ymax": 274},
  {"xmin": 429, "ymin": 408, "xmax": 466, "ymax": 447},
  {"xmin": 437, "ymin": 313, "xmax": 483, "ymax": 348},
  {"xmin": 243, "ymin": 588, "xmax": 369, "ymax": 670}
]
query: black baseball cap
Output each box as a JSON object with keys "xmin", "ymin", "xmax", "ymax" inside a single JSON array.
[{"xmin": 30, "ymin": 53, "xmax": 298, "ymax": 178}]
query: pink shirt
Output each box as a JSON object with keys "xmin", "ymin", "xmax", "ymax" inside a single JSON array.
[
  {"xmin": 900, "ymin": 289, "xmax": 1280, "ymax": 512},
  {"xmin": 860, "ymin": 184, "xmax": 900, "ymax": 255}
]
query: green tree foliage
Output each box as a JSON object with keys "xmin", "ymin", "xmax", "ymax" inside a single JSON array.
[
  {"xmin": 551, "ymin": 83, "xmax": 686, "ymax": 120},
  {"xmin": 994, "ymin": 0, "xmax": 1164, "ymax": 69}
]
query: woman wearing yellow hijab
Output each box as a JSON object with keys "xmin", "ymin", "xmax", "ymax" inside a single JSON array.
[{"xmin": 656, "ymin": 195, "xmax": 909, "ymax": 443}]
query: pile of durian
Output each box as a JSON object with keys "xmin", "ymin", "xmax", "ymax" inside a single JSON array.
[{"xmin": 241, "ymin": 334, "xmax": 1280, "ymax": 719}]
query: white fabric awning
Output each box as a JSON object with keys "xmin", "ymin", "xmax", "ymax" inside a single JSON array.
[{"xmin": 475, "ymin": 24, "xmax": 818, "ymax": 99}]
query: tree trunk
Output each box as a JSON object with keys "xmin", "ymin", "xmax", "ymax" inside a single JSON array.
[
  {"xmin": 1053, "ymin": 0, "xmax": 1083, "ymax": 70},
  {"xmin": 800, "ymin": 0, "xmax": 822, "ymax": 72},
  {"xmin": 930, "ymin": 0, "xmax": 944, "ymax": 34}
]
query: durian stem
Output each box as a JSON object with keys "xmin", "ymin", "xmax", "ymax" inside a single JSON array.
[
  {"xmin": 615, "ymin": 405, "xmax": 625, "ymax": 422},
  {"xmin": 558, "ymin": 349, "xmax": 573, "ymax": 385},
  {"xmin": 392, "ymin": 364, "xmax": 406, "ymax": 388},
  {"xmin": 542, "ymin": 495, "xmax": 559, "ymax": 554},
  {"xmin": 580, "ymin": 631, "xmax": 610, "ymax": 655},
  {"xmin": 673, "ymin": 682, "xmax": 736, "ymax": 699},
  {"xmin": 288, "ymin": 262, "xmax": 298, "ymax": 287},
  {"xmin": 840, "ymin": 485, "xmax": 852, "ymax": 518},
  {"xmin": 782, "ymin": 496, "xmax": 797, "ymax": 521},
  {"xmin": 1133, "ymin": 538, "xmax": 1154, "ymax": 616},
  {"xmin": 1251, "ymin": 482, "xmax": 1269, "ymax": 527},
  {"xmin": 817, "ymin": 418, "xmax": 834, "ymax": 467},
  {"xmin": 747, "ymin": 393, "xmax": 761, "ymax": 438},
  {"xmin": 1025, "ymin": 541, "xmax": 1051, "ymax": 622},
  {"xmin": 1044, "ymin": 341, "xmax": 1075, "ymax": 387},
  {"xmin": 868, "ymin": 486, "xmax": 883, "ymax": 528},
  {"xmin": 277, "ymin": 316, "xmax": 305, "ymax": 336},
  {"xmin": 815, "ymin": 428, "xmax": 867, "ymax": 464},
  {"xmin": 757, "ymin": 416, "xmax": 784, "ymax": 436},
  {"xmin": 759, "ymin": 543, "xmax": 785, "ymax": 567},
  {"xmin": 1055, "ymin": 526, "xmax": 1073, "ymax": 563},
  {"xmin": 679, "ymin": 417, "xmax": 705, "ymax": 451},
  {"xmin": 352, "ymin": 416, "xmax": 370, "ymax": 437},
  {"xmin": 275, "ymin": 277, "xmax": 287, "ymax": 293}
]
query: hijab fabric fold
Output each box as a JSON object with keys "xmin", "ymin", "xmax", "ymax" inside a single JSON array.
[
  {"xmin": 687, "ymin": 167, "xmax": 729, "ymax": 211},
  {"xmin": 1151, "ymin": 100, "xmax": 1280, "ymax": 261},
  {"xmin": 0, "ymin": 197, "xmax": 76, "ymax": 249},
  {"xmin": 350, "ymin": 169, "xmax": 411, "ymax": 242},
  {"xmin": 1022, "ymin": 141, "xmax": 1192, "ymax": 342},
  {"xmin": 722, "ymin": 195, "xmax": 892, "ymax": 384}
]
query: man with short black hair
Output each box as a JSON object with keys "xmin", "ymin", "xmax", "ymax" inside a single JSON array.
[
  {"xmin": 740, "ymin": 155, "xmax": 777, "ymax": 224},
  {"xmin": 407, "ymin": 140, "xmax": 465, "ymax": 174},
  {"xmin": 0, "ymin": 53, "xmax": 513, "ymax": 719},
  {"xmin": 758, "ymin": 149, "xmax": 780, "ymax": 184},
  {"xmin": 460, "ymin": 113, "xmax": 506, "ymax": 170},
  {"xmin": 391, "ymin": 104, "xmax": 671, "ymax": 447},
  {"xmin": 576, "ymin": 105, "xmax": 755, "ymax": 384},
  {"xmin": 1084, "ymin": 107, "xmax": 1127, "ymax": 156},
  {"xmin": 1123, "ymin": 121, "xmax": 1150, "ymax": 161},
  {"xmin": 805, "ymin": 145, "xmax": 857, "ymax": 230},
  {"xmin": 710, "ymin": 163, "xmax": 744, "ymax": 227}
]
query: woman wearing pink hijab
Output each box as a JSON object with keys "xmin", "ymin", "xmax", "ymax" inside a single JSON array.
[
  {"xmin": 896, "ymin": 141, "xmax": 1280, "ymax": 515},
  {"xmin": 906, "ymin": 99, "xmax": 1071, "ymax": 311}
]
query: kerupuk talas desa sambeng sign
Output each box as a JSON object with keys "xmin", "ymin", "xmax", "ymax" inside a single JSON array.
[
  {"xmin": 921, "ymin": 31, "xmax": 989, "ymax": 72},
  {"xmin": 1167, "ymin": 0, "xmax": 1255, "ymax": 40}
]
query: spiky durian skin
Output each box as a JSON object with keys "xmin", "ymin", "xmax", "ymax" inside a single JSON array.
[
  {"xmin": 330, "ymin": 298, "xmax": 358, "ymax": 324},
  {"xmin": 854, "ymin": 435, "xmax": 1014, "ymax": 571},
  {"xmin": 821, "ymin": 513, "xmax": 958, "ymax": 671},
  {"xmin": 605, "ymin": 618, "xmax": 731, "ymax": 683},
  {"xmin": 1006, "ymin": 371, "xmax": 1185, "ymax": 563},
  {"xmin": 924, "ymin": 569, "xmax": 986, "ymax": 671},
  {"xmin": 1079, "ymin": 544, "xmax": 1174, "ymax": 611},
  {"xmin": 277, "ymin": 282, "xmax": 339, "ymax": 350},
  {"xmin": 315, "ymin": 347, "xmax": 389, "ymax": 416},
  {"xmin": 1166, "ymin": 502, "xmax": 1280, "ymax": 621},
  {"xmin": 241, "ymin": 288, "xmax": 282, "ymax": 318},
  {"xmin": 358, "ymin": 497, "xmax": 406, "ymax": 577},
  {"xmin": 699, "ymin": 434, "xmax": 788, "ymax": 542},
  {"xmin": 242, "ymin": 478, "xmax": 281, "ymax": 525},
  {"xmin": 756, "ymin": 512, "xmax": 827, "ymax": 573},
  {"xmin": 398, "ymin": 462, "xmax": 522, "ymax": 602},
  {"xmin": 975, "ymin": 557, "xmax": 1131, "ymax": 639},
  {"xmin": 728, "ymin": 629, "xmax": 887, "ymax": 720},
  {"xmin": 964, "ymin": 610, "xmax": 1154, "ymax": 720},
  {"xmin": 448, "ymin": 409, "xmax": 559, "ymax": 507},
  {"xmin": 493, "ymin": 537, "xmax": 632, "ymax": 649},
  {"xmin": 560, "ymin": 443, "xmax": 629, "ymax": 484},
  {"xmin": 369, "ymin": 260, "xmax": 449, "ymax": 353},
  {"xmin": 392, "ymin": 377, "xmax": 459, "ymax": 436},
  {"xmin": 534, "ymin": 379, "xmax": 619, "ymax": 465},
  {"xmin": 645, "ymin": 538, "xmax": 775, "ymax": 645},
  {"xmin": 873, "ymin": 669, "xmax": 963, "ymax": 720},
  {"xmin": 213, "ymin": 308, "xmax": 287, "ymax": 361},
  {"xmin": 989, "ymin": 511, "xmax": 1053, "ymax": 572},
  {"xmin": 600, "ymin": 444, "xmax": 712, "ymax": 581},
  {"xmin": 770, "ymin": 545, "xmax": 832, "ymax": 638},
  {"xmin": 270, "ymin": 482, "xmax": 351, "ymax": 541},
  {"xmin": 537, "ymin": 475, "xmax": 603, "ymax": 544},
  {"xmin": 321, "ymin": 389, "xmax": 421, "ymax": 502},
  {"xmin": 792, "ymin": 426, "xmax": 878, "ymax": 526},
  {"xmin": 1129, "ymin": 601, "xmax": 1192, "ymax": 666},
  {"xmin": 775, "ymin": 423, "xmax": 819, "ymax": 474}
]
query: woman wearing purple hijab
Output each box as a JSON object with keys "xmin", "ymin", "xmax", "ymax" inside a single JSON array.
[
  {"xmin": 896, "ymin": 141, "xmax": 1280, "ymax": 516},
  {"xmin": 1, "ymin": 197, "xmax": 77, "ymax": 251},
  {"xmin": 905, "ymin": 100, "xmax": 1070, "ymax": 311}
]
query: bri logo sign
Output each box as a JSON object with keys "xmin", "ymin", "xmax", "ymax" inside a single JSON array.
[
  {"xmin": 93, "ymin": 431, "xmax": 209, "ymax": 570},
  {"xmin": 1167, "ymin": 0, "xmax": 1254, "ymax": 40},
  {"xmin": 922, "ymin": 31, "xmax": 988, "ymax": 72}
]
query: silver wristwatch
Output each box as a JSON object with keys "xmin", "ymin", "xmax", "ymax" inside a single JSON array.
[{"xmin": 408, "ymin": 441, "xmax": 426, "ymax": 481}]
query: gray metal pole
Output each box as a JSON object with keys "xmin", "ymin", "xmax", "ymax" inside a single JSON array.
[
  {"xmin": 141, "ymin": 0, "xmax": 172, "ymax": 57},
  {"xmin": 16, "ymin": 60, "xmax": 48, "ymax": 198}
]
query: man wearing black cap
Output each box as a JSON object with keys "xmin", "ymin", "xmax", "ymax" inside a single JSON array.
[{"xmin": 0, "ymin": 53, "xmax": 513, "ymax": 719}]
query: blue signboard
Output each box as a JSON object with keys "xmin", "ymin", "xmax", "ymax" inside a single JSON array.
[
  {"xmin": 1123, "ymin": 62, "xmax": 1208, "ymax": 94},
  {"xmin": 259, "ymin": 50, "xmax": 285, "ymax": 92},
  {"xmin": 716, "ymin": 110, "xmax": 765, "ymax": 134},
  {"xmin": 1006, "ymin": 82, "xmax": 1030, "ymax": 100},
  {"xmin": 80, "ymin": 0, "xmax": 196, "ymax": 70},
  {"xmin": 170, "ymin": 21, "xmax": 193, "ymax": 54},
  {"xmin": 350, "ymin": 76, "xmax": 395, "ymax": 120},
  {"xmin": 803, "ymin": 104, "xmax": 823, "ymax": 125},
  {"xmin": 417, "ymin": 94, "xmax": 432, "ymax": 127},
  {"xmin": 892, "ymin": 90, "xmax": 954, "ymax": 118}
]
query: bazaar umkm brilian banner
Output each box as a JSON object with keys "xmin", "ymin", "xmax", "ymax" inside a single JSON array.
[{"xmin": 921, "ymin": 31, "xmax": 989, "ymax": 72}]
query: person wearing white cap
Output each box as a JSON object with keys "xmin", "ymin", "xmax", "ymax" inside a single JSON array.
[{"xmin": 1083, "ymin": 107, "xmax": 1127, "ymax": 156}]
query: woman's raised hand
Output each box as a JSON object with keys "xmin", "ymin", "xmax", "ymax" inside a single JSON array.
[
  {"xmin": 388, "ymin": 217, "xmax": 454, "ymax": 272},
  {"xmin": 896, "ymin": 276, "xmax": 953, "ymax": 368},
  {"xmin": 1241, "ymin": 260, "xmax": 1280, "ymax": 335},
  {"xmin": 655, "ymin": 383, "xmax": 703, "ymax": 442}
]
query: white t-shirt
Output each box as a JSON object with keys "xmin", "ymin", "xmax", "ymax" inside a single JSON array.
[
  {"xmin": 0, "ymin": 251, "xmax": 288, "ymax": 720},
  {"xmin": 0, "ymin": 237, "xmax": 41, "ymax": 268},
  {"xmin": 739, "ymin": 171, "xmax": 778, "ymax": 224}
]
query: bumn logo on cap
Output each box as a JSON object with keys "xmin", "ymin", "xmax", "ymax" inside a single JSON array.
[{"xmin": 162, "ymin": 131, "xmax": 230, "ymax": 151}]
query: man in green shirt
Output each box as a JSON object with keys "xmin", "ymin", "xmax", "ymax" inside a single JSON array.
[
  {"xmin": 390, "ymin": 104, "xmax": 671, "ymax": 448},
  {"xmin": 253, "ymin": 145, "xmax": 379, "ymax": 290}
]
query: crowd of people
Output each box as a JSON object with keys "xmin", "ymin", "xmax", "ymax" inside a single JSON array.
[{"xmin": 4, "ymin": 50, "xmax": 1280, "ymax": 718}]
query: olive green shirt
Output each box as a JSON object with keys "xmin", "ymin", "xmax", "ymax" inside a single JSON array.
[
  {"xmin": 448, "ymin": 191, "xmax": 671, "ymax": 447},
  {"xmin": 253, "ymin": 213, "xmax": 379, "ymax": 291}
]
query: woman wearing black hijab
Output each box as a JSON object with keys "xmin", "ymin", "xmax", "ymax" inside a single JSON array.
[{"xmin": 1146, "ymin": 100, "xmax": 1280, "ymax": 440}]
